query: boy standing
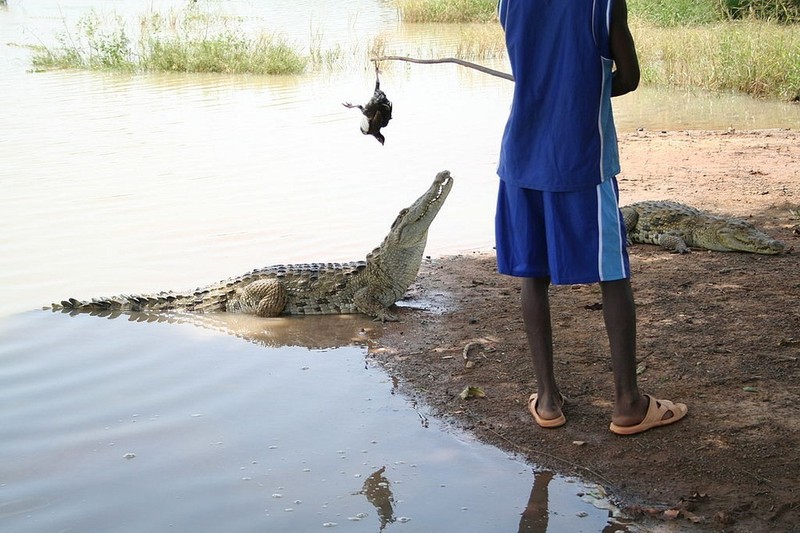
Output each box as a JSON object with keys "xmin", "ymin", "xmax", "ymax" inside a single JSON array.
[{"xmin": 495, "ymin": 0, "xmax": 687, "ymax": 434}]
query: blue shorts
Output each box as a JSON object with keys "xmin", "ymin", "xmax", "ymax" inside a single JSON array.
[{"xmin": 495, "ymin": 178, "xmax": 630, "ymax": 284}]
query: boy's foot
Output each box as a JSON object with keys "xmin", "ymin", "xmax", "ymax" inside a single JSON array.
[
  {"xmin": 528, "ymin": 393, "xmax": 567, "ymax": 428},
  {"xmin": 609, "ymin": 394, "xmax": 687, "ymax": 435}
]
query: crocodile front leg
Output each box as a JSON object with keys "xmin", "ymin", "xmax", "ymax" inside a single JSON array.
[
  {"xmin": 658, "ymin": 233, "xmax": 691, "ymax": 254},
  {"xmin": 621, "ymin": 207, "xmax": 638, "ymax": 246},
  {"xmin": 621, "ymin": 207, "xmax": 638, "ymax": 233},
  {"xmin": 353, "ymin": 287, "xmax": 399, "ymax": 322},
  {"xmin": 232, "ymin": 279, "xmax": 288, "ymax": 317}
]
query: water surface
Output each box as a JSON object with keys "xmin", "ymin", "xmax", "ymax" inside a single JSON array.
[{"xmin": 0, "ymin": 311, "xmax": 621, "ymax": 532}]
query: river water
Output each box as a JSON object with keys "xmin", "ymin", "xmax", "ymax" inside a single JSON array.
[{"xmin": 1, "ymin": 1, "xmax": 798, "ymax": 531}]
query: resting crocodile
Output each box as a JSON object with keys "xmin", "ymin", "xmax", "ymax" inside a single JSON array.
[
  {"xmin": 51, "ymin": 170, "xmax": 453, "ymax": 322},
  {"xmin": 621, "ymin": 200, "xmax": 785, "ymax": 254}
]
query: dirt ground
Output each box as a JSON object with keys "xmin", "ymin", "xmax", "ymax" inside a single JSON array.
[{"xmin": 373, "ymin": 129, "xmax": 800, "ymax": 532}]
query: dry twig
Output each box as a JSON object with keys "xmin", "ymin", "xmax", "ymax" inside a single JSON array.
[{"xmin": 372, "ymin": 55, "xmax": 514, "ymax": 81}]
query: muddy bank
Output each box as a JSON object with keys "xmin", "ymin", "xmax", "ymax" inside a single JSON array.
[{"xmin": 374, "ymin": 129, "xmax": 800, "ymax": 532}]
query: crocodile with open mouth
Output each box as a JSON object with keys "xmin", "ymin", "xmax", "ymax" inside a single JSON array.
[{"xmin": 52, "ymin": 171, "xmax": 453, "ymax": 322}]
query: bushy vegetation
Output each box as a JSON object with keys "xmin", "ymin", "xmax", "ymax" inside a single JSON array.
[
  {"xmin": 627, "ymin": 0, "xmax": 800, "ymax": 99},
  {"xmin": 718, "ymin": 0, "xmax": 800, "ymax": 23},
  {"xmin": 396, "ymin": 0, "xmax": 498, "ymax": 23},
  {"xmin": 617, "ymin": 0, "xmax": 800, "ymax": 25},
  {"xmin": 453, "ymin": 25, "xmax": 506, "ymax": 59},
  {"xmin": 393, "ymin": 0, "xmax": 798, "ymax": 99},
  {"xmin": 31, "ymin": 5, "xmax": 506, "ymax": 75},
  {"xmin": 633, "ymin": 20, "xmax": 800, "ymax": 99},
  {"xmin": 29, "ymin": 1, "xmax": 799, "ymax": 100},
  {"xmin": 396, "ymin": 0, "xmax": 799, "ymax": 25},
  {"xmin": 32, "ymin": 9, "xmax": 308, "ymax": 74},
  {"xmin": 627, "ymin": 0, "xmax": 721, "ymax": 26}
]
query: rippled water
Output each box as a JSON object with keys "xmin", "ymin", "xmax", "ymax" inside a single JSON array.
[
  {"xmin": 2, "ymin": 1, "xmax": 799, "ymax": 531},
  {"xmin": 0, "ymin": 311, "xmax": 620, "ymax": 532}
]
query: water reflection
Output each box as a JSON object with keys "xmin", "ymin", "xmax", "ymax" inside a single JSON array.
[
  {"xmin": 51, "ymin": 307, "xmax": 384, "ymax": 349},
  {"xmin": 519, "ymin": 471, "xmax": 630, "ymax": 533},
  {"xmin": 360, "ymin": 466, "xmax": 397, "ymax": 531},
  {"xmin": 519, "ymin": 470, "xmax": 554, "ymax": 533},
  {"xmin": 0, "ymin": 311, "xmax": 621, "ymax": 532}
]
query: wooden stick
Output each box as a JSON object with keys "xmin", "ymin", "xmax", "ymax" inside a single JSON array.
[{"xmin": 372, "ymin": 55, "xmax": 514, "ymax": 82}]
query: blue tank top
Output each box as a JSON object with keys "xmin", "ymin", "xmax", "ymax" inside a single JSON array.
[{"xmin": 497, "ymin": 0, "xmax": 620, "ymax": 192}]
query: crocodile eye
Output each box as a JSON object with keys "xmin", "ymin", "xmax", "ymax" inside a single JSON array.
[{"xmin": 390, "ymin": 209, "xmax": 408, "ymax": 230}]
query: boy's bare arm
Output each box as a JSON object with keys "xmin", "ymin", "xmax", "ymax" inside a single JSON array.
[{"xmin": 610, "ymin": 0, "xmax": 640, "ymax": 96}]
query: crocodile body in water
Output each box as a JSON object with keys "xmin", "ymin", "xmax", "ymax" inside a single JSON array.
[
  {"xmin": 621, "ymin": 200, "xmax": 785, "ymax": 254},
  {"xmin": 52, "ymin": 171, "xmax": 453, "ymax": 322}
]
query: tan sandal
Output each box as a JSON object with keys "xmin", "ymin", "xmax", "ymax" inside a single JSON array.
[
  {"xmin": 609, "ymin": 394, "xmax": 688, "ymax": 435},
  {"xmin": 528, "ymin": 393, "xmax": 567, "ymax": 428}
]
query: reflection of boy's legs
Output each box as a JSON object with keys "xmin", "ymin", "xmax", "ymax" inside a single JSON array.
[
  {"xmin": 362, "ymin": 466, "xmax": 395, "ymax": 531},
  {"xmin": 518, "ymin": 470, "xmax": 554, "ymax": 532}
]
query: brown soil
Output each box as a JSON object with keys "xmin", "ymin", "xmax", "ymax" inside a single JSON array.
[{"xmin": 374, "ymin": 129, "xmax": 800, "ymax": 532}]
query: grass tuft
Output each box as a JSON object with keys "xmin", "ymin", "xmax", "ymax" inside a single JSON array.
[
  {"xmin": 453, "ymin": 24, "xmax": 506, "ymax": 59},
  {"xmin": 396, "ymin": 0, "xmax": 498, "ymax": 23},
  {"xmin": 627, "ymin": 0, "xmax": 721, "ymax": 26},
  {"xmin": 32, "ymin": 8, "xmax": 308, "ymax": 75}
]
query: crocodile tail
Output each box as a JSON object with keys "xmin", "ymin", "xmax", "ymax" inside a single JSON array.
[{"xmin": 51, "ymin": 289, "xmax": 229, "ymax": 315}]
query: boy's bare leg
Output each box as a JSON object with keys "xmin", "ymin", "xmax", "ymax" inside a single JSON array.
[
  {"xmin": 601, "ymin": 279, "xmax": 662, "ymax": 425},
  {"xmin": 521, "ymin": 277, "xmax": 563, "ymax": 420}
]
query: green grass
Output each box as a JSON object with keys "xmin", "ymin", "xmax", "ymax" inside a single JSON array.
[
  {"xmin": 633, "ymin": 20, "xmax": 800, "ymax": 99},
  {"xmin": 32, "ymin": 9, "xmax": 308, "ymax": 75},
  {"xmin": 628, "ymin": 0, "xmax": 800, "ymax": 25},
  {"xmin": 627, "ymin": 0, "xmax": 722, "ymax": 26},
  {"xmin": 453, "ymin": 24, "xmax": 506, "ymax": 59},
  {"xmin": 30, "ymin": 6, "xmax": 506, "ymax": 75},
  {"xmin": 625, "ymin": 1, "xmax": 800, "ymax": 99},
  {"xmin": 396, "ymin": 0, "xmax": 498, "ymax": 23},
  {"xmin": 141, "ymin": 33, "xmax": 307, "ymax": 75},
  {"xmin": 29, "ymin": 2, "xmax": 799, "ymax": 101},
  {"xmin": 718, "ymin": 0, "xmax": 800, "ymax": 23},
  {"xmin": 397, "ymin": 0, "xmax": 798, "ymax": 24},
  {"xmin": 393, "ymin": 0, "xmax": 799, "ymax": 99}
]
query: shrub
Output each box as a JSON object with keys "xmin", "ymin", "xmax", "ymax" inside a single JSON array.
[{"xmin": 717, "ymin": 0, "xmax": 800, "ymax": 23}]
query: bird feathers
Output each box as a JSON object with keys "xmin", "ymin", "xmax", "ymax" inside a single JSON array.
[{"xmin": 343, "ymin": 64, "xmax": 392, "ymax": 145}]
